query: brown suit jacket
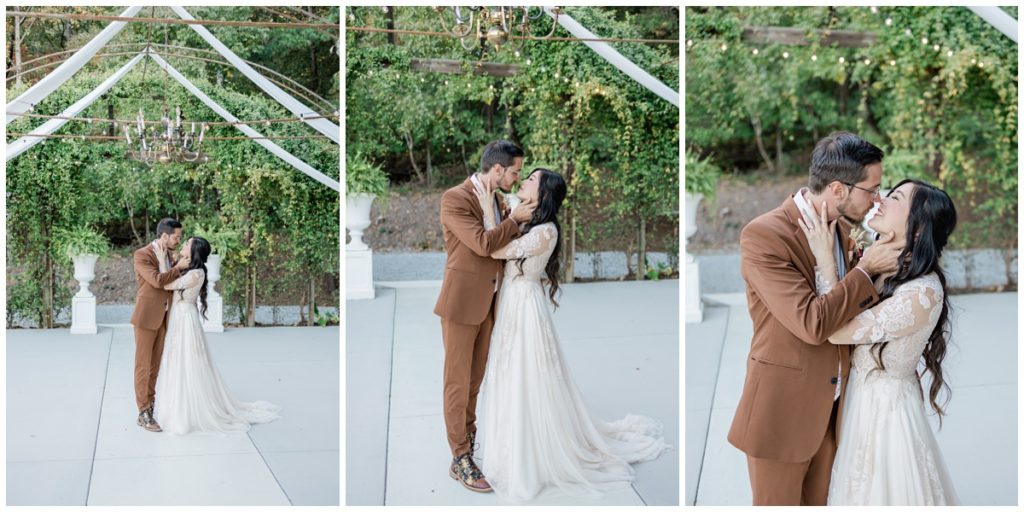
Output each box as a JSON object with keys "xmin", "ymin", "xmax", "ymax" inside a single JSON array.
[
  {"xmin": 727, "ymin": 195, "xmax": 880, "ymax": 463},
  {"xmin": 130, "ymin": 244, "xmax": 182, "ymax": 330},
  {"xmin": 433, "ymin": 177, "xmax": 520, "ymax": 325}
]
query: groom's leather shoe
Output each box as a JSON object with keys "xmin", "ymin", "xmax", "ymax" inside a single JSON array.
[
  {"xmin": 137, "ymin": 407, "xmax": 162, "ymax": 432},
  {"xmin": 450, "ymin": 452, "xmax": 492, "ymax": 493}
]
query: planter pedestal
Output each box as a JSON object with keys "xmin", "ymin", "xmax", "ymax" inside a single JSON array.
[
  {"xmin": 346, "ymin": 193, "xmax": 376, "ymax": 300},
  {"xmin": 685, "ymin": 192, "xmax": 704, "ymax": 323},
  {"xmin": 202, "ymin": 254, "xmax": 225, "ymax": 332},
  {"xmin": 347, "ymin": 248, "xmax": 375, "ymax": 300},
  {"xmin": 71, "ymin": 254, "xmax": 99, "ymax": 334}
]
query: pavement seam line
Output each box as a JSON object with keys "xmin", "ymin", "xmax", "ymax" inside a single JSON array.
[
  {"xmin": 85, "ymin": 327, "xmax": 116, "ymax": 505},
  {"xmin": 247, "ymin": 430, "xmax": 293, "ymax": 505},
  {"xmin": 693, "ymin": 305, "xmax": 730, "ymax": 506},
  {"xmin": 382, "ymin": 288, "xmax": 399, "ymax": 505}
]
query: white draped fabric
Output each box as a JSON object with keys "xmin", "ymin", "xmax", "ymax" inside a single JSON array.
[
  {"xmin": 6, "ymin": 53, "xmax": 145, "ymax": 161},
  {"xmin": 546, "ymin": 7, "xmax": 679, "ymax": 108},
  {"xmin": 966, "ymin": 7, "xmax": 1018, "ymax": 44},
  {"xmin": 170, "ymin": 6, "xmax": 340, "ymax": 143},
  {"xmin": 6, "ymin": 6, "xmax": 143, "ymax": 125},
  {"xmin": 148, "ymin": 51, "xmax": 340, "ymax": 191}
]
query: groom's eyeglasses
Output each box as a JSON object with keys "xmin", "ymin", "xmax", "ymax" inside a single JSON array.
[{"xmin": 841, "ymin": 182, "xmax": 881, "ymax": 199}]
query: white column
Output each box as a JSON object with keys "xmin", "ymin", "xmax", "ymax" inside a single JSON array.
[{"xmin": 70, "ymin": 255, "xmax": 99, "ymax": 334}]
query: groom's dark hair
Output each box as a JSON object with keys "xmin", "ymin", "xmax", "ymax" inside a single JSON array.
[
  {"xmin": 479, "ymin": 140, "xmax": 524, "ymax": 174},
  {"xmin": 156, "ymin": 217, "xmax": 182, "ymax": 237},
  {"xmin": 808, "ymin": 131, "xmax": 884, "ymax": 193}
]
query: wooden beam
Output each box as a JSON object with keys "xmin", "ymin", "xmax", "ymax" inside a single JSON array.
[
  {"xmin": 410, "ymin": 58, "xmax": 519, "ymax": 77},
  {"xmin": 742, "ymin": 26, "xmax": 877, "ymax": 48}
]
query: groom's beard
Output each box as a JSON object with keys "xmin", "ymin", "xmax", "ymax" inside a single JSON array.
[{"xmin": 837, "ymin": 199, "xmax": 866, "ymax": 224}]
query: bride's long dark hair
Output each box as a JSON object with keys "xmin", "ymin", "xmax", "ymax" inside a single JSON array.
[
  {"xmin": 180, "ymin": 236, "xmax": 211, "ymax": 320},
  {"xmin": 872, "ymin": 179, "xmax": 957, "ymax": 423},
  {"xmin": 515, "ymin": 168, "xmax": 567, "ymax": 307}
]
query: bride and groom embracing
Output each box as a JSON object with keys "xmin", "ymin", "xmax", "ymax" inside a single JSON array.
[
  {"xmin": 729, "ymin": 131, "xmax": 960, "ymax": 505},
  {"xmin": 434, "ymin": 140, "xmax": 669, "ymax": 501},
  {"xmin": 131, "ymin": 218, "xmax": 279, "ymax": 435}
]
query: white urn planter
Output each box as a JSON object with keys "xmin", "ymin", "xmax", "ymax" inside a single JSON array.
[
  {"xmin": 346, "ymin": 193, "xmax": 376, "ymax": 300},
  {"xmin": 346, "ymin": 193, "xmax": 375, "ymax": 251},
  {"xmin": 201, "ymin": 253, "xmax": 225, "ymax": 332},
  {"xmin": 684, "ymin": 192, "xmax": 704, "ymax": 323},
  {"xmin": 70, "ymin": 254, "xmax": 99, "ymax": 334}
]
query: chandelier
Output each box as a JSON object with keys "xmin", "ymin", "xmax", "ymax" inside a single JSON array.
[
  {"xmin": 123, "ymin": 106, "xmax": 209, "ymax": 165},
  {"xmin": 434, "ymin": 6, "xmax": 562, "ymax": 52}
]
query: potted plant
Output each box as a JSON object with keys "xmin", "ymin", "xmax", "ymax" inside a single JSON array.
[
  {"xmin": 684, "ymin": 148, "xmax": 721, "ymax": 253},
  {"xmin": 192, "ymin": 222, "xmax": 240, "ymax": 284},
  {"xmin": 345, "ymin": 152, "xmax": 389, "ymax": 251},
  {"xmin": 54, "ymin": 225, "xmax": 110, "ymax": 298}
]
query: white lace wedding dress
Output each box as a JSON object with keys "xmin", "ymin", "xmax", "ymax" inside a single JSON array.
[
  {"xmin": 477, "ymin": 222, "xmax": 668, "ymax": 501},
  {"xmin": 154, "ymin": 269, "xmax": 280, "ymax": 435},
  {"xmin": 825, "ymin": 272, "xmax": 959, "ymax": 505}
]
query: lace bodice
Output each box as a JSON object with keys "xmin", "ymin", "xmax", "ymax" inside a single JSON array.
[
  {"xmin": 164, "ymin": 269, "xmax": 205, "ymax": 303},
  {"xmin": 493, "ymin": 223, "xmax": 558, "ymax": 282},
  {"xmin": 827, "ymin": 273, "xmax": 944, "ymax": 380}
]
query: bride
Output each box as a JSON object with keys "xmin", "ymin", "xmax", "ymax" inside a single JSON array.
[
  {"xmin": 153, "ymin": 236, "xmax": 280, "ymax": 435},
  {"xmin": 473, "ymin": 168, "xmax": 668, "ymax": 501},
  {"xmin": 799, "ymin": 178, "xmax": 960, "ymax": 505}
]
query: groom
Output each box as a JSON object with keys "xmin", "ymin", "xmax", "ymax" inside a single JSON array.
[
  {"xmin": 727, "ymin": 132, "xmax": 904, "ymax": 505},
  {"xmin": 130, "ymin": 217, "xmax": 190, "ymax": 432},
  {"xmin": 434, "ymin": 140, "xmax": 536, "ymax": 492}
]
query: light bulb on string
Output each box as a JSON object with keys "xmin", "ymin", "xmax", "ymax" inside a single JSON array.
[
  {"xmin": 947, "ymin": 50, "xmax": 953, "ymax": 57},
  {"xmin": 811, "ymin": 54, "xmax": 818, "ymax": 61},
  {"xmin": 839, "ymin": 56, "xmax": 845, "ymax": 64},
  {"xmin": 721, "ymin": 43, "xmax": 728, "ymax": 51},
  {"xmin": 889, "ymin": 59, "xmax": 896, "ymax": 66},
  {"xmin": 885, "ymin": 18, "xmax": 892, "ymax": 26},
  {"xmin": 870, "ymin": 6, "xmax": 878, "ymax": 14},
  {"xmin": 933, "ymin": 44, "xmax": 940, "ymax": 52},
  {"xmin": 752, "ymin": 48, "xmax": 759, "ymax": 55},
  {"xmin": 864, "ymin": 59, "xmax": 871, "ymax": 65},
  {"xmin": 783, "ymin": 51, "xmax": 789, "ymax": 59},
  {"xmin": 921, "ymin": 37, "xmax": 929, "ymax": 45}
]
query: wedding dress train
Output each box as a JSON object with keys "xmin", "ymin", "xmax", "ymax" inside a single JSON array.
[
  {"xmin": 154, "ymin": 269, "xmax": 280, "ymax": 435},
  {"xmin": 478, "ymin": 223, "xmax": 668, "ymax": 501}
]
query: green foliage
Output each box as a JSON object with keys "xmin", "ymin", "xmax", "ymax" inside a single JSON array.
[
  {"xmin": 53, "ymin": 226, "xmax": 110, "ymax": 259},
  {"xmin": 345, "ymin": 152, "xmax": 390, "ymax": 198},
  {"xmin": 7, "ymin": 9, "xmax": 340, "ymax": 326},
  {"xmin": 684, "ymin": 149, "xmax": 721, "ymax": 201},
  {"xmin": 346, "ymin": 6, "xmax": 680, "ymax": 267},
  {"xmin": 685, "ymin": 6, "xmax": 1017, "ymax": 248}
]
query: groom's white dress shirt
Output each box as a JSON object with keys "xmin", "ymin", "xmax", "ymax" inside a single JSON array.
[{"xmin": 793, "ymin": 188, "xmax": 845, "ymax": 401}]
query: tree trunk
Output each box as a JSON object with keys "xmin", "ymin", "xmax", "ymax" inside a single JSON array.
[
  {"xmin": 14, "ymin": 16, "xmax": 23, "ymax": 88},
  {"xmin": 298, "ymin": 287, "xmax": 307, "ymax": 325},
  {"xmin": 637, "ymin": 215, "xmax": 647, "ymax": 280},
  {"xmin": 247, "ymin": 262, "xmax": 256, "ymax": 327},
  {"xmin": 460, "ymin": 142, "xmax": 471, "ymax": 175},
  {"xmin": 563, "ymin": 207, "xmax": 575, "ymax": 284},
  {"xmin": 144, "ymin": 211, "xmax": 150, "ymax": 240},
  {"xmin": 838, "ymin": 82, "xmax": 849, "ymax": 117},
  {"xmin": 308, "ymin": 277, "xmax": 316, "ymax": 327},
  {"xmin": 750, "ymin": 113, "xmax": 776, "ymax": 173},
  {"xmin": 386, "ymin": 7, "xmax": 397, "ymax": 45},
  {"xmin": 402, "ymin": 131, "xmax": 424, "ymax": 182},
  {"xmin": 44, "ymin": 249, "xmax": 54, "ymax": 329},
  {"xmin": 425, "ymin": 138, "xmax": 433, "ymax": 188},
  {"xmin": 775, "ymin": 128, "xmax": 784, "ymax": 174}
]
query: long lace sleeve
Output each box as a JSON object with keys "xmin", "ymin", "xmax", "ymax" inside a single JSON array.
[
  {"xmin": 163, "ymin": 269, "xmax": 204, "ymax": 291},
  {"xmin": 491, "ymin": 223, "xmax": 556, "ymax": 260},
  {"xmin": 828, "ymin": 276, "xmax": 942, "ymax": 345}
]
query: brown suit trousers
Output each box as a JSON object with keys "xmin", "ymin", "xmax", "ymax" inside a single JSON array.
[{"xmin": 434, "ymin": 177, "xmax": 519, "ymax": 456}]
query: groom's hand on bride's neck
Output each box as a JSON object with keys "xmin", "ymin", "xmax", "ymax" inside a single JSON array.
[
  {"xmin": 855, "ymin": 231, "xmax": 903, "ymax": 276},
  {"xmin": 511, "ymin": 199, "xmax": 535, "ymax": 224}
]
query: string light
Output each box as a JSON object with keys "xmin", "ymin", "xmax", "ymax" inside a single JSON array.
[
  {"xmin": 687, "ymin": 39, "xmax": 693, "ymax": 47},
  {"xmin": 782, "ymin": 51, "xmax": 789, "ymax": 59},
  {"xmin": 721, "ymin": 43, "xmax": 728, "ymax": 51},
  {"xmin": 889, "ymin": 59, "xmax": 896, "ymax": 66},
  {"xmin": 921, "ymin": 37, "xmax": 929, "ymax": 45},
  {"xmin": 752, "ymin": 48, "xmax": 759, "ymax": 55},
  {"xmin": 885, "ymin": 18, "xmax": 893, "ymax": 26},
  {"xmin": 946, "ymin": 50, "xmax": 953, "ymax": 57},
  {"xmin": 864, "ymin": 58, "xmax": 871, "ymax": 65},
  {"xmin": 811, "ymin": 54, "xmax": 818, "ymax": 61},
  {"xmin": 838, "ymin": 56, "xmax": 845, "ymax": 64},
  {"xmin": 870, "ymin": 7, "xmax": 878, "ymax": 14},
  {"xmin": 933, "ymin": 44, "xmax": 940, "ymax": 51}
]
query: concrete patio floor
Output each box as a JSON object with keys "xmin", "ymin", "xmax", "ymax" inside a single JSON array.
[
  {"xmin": 6, "ymin": 326, "xmax": 339, "ymax": 506},
  {"xmin": 686, "ymin": 291, "xmax": 1018, "ymax": 506},
  {"xmin": 346, "ymin": 280, "xmax": 680, "ymax": 506}
]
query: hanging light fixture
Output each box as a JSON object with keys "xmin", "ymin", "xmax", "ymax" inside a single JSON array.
[
  {"xmin": 435, "ymin": 6, "xmax": 561, "ymax": 53},
  {"xmin": 124, "ymin": 105, "xmax": 209, "ymax": 165}
]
